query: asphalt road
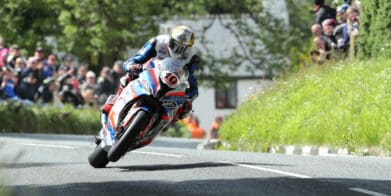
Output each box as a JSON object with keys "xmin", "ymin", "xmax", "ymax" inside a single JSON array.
[{"xmin": 0, "ymin": 133, "xmax": 390, "ymax": 196}]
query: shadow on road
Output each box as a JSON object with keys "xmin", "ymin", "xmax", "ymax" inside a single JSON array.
[
  {"xmin": 0, "ymin": 162, "xmax": 85, "ymax": 169},
  {"xmin": 112, "ymin": 162, "xmax": 291, "ymax": 172},
  {"xmin": 112, "ymin": 162, "xmax": 233, "ymax": 171},
  {"xmin": 5, "ymin": 178, "xmax": 391, "ymax": 196}
]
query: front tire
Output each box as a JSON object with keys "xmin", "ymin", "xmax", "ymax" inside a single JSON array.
[
  {"xmin": 107, "ymin": 110, "xmax": 150, "ymax": 162},
  {"xmin": 88, "ymin": 145, "xmax": 109, "ymax": 168}
]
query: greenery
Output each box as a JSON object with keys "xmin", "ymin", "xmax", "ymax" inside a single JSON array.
[
  {"xmin": 0, "ymin": 102, "xmax": 100, "ymax": 134},
  {"xmin": 0, "ymin": 0, "xmax": 312, "ymax": 85},
  {"xmin": 219, "ymin": 58, "xmax": 391, "ymax": 154},
  {"xmin": 357, "ymin": 0, "xmax": 391, "ymax": 59}
]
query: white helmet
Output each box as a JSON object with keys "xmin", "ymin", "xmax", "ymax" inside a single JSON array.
[{"xmin": 168, "ymin": 25, "xmax": 195, "ymax": 59}]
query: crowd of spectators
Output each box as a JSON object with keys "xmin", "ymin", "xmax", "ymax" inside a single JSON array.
[
  {"xmin": 310, "ymin": 0, "xmax": 361, "ymax": 64},
  {"xmin": 0, "ymin": 39, "xmax": 125, "ymax": 109}
]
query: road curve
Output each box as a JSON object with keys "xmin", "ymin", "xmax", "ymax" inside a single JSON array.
[{"xmin": 0, "ymin": 133, "xmax": 390, "ymax": 196}]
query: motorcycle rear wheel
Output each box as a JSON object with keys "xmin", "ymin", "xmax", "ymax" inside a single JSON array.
[
  {"xmin": 88, "ymin": 145, "xmax": 109, "ymax": 168},
  {"xmin": 107, "ymin": 110, "xmax": 150, "ymax": 162}
]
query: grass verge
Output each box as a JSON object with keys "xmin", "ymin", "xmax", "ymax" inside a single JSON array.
[{"xmin": 220, "ymin": 58, "xmax": 391, "ymax": 154}]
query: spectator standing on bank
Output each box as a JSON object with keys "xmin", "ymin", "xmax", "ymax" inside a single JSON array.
[
  {"xmin": 312, "ymin": 0, "xmax": 337, "ymax": 25},
  {"xmin": 313, "ymin": 36, "xmax": 331, "ymax": 64},
  {"xmin": 334, "ymin": 4, "xmax": 350, "ymax": 52},
  {"xmin": 209, "ymin": 116, "xmax": 223, "ymax": 140},
  {"xmin": 322, "ymin": 18, "xmax": 338, "ymax": 50},
  {"xmin": 186, "ymin": 115, "xmax": 206, "ymax": 139},
  {"xmin": 341, "ymin": 7, "xmax": 360, "ymax": 51},
  {"xmin": 311, "ymin": 24, "xmax": 323, "ymax": 38}
]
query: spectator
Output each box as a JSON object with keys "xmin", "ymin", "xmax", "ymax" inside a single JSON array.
[
  {"xmin": 334, "ymin": 4, "xmax": 350, "ymax": 51},
  {"xmin": 346, "ymin": 7, "xmax": 360, "ymax": 35},
  {"xmin": 209, "ymin": 116, "xmax": 223, "ymax": 140},
  {"xmin": 81, "ymin": 70, "xmax": 99, "ymax": 92},
  {"xmin": 352, "ymin": 0, "xmax": 360, "ymax": 11},
  {"xmin": 185, "ymin": 115, "xmax": 206, "ymax": 139},
  {"xmin": 96, "ymin": 66, "xmax": 115, "ymax": 106},
  {"xmin": 14, "ymin": 57, "xmax": 25, "ymax": 79},
  {"xmin": 311, "ymin": 24, "xmax": 323, "ymax": 38},
  {"xmin": 76, "ymin": 63, "xmax": 88, "ymax": 85},
  {"xmin": 111, "ymin": 60, "xmax": 124, "ymax": 89},
  {"xmin": 17, "ymin": 71, "xmax": 39, "ymax": 102},
  {"xmin": 36, "ymin": 60, "xmax": 46, "ymax": 85},
  {"xmin": 0, "ymin": 66, "xmax": 19, "ymax": 100},
  {"xmin": 43, "ymin": 54, "xmax": 59, "ymax": 79},
  {"xmin": 312, "ymin": 0, "xmax": 337, "ymax": 25},
  {"xmin": 58, "ymin": 54, "xmax": 75, "ymax": 76},
  {"xmin": 58, "ymin": 74, "xmax": 82, "ymax": 107},
  {"xmin": 36, "ymin": 78, "xmax": 58, "ymax": 105},
  {"xmin": 81, "ymin": 86, "xmax": 98, "ymax": 109},
  {"xmin": 313, "ymin": 36, "xmax": 331, "ymax": 64},
  {"xmin": 0, "ymin": 37, "xmax": 9, "ymax": 68},
  {"xmin": 34, "ymin": 47, "xmax": 45, "ymax": 63},
  {"xmin": 322, "ymin": 18, "xmax": 338, "ymax": 50},
  {"xmin": 6, "ymin": 44, "xmax": 22, "ymax": 68},
  {"xmin": 341, "ymin": 7, "xmax": 360, "ymax": 50},
  {"xmin": 336, "ymin": 4, "xmax": 349, "ymax": 25},
  {"xmin": 20, "ymin": 57, "xmax": 39, "ymax": 81}
]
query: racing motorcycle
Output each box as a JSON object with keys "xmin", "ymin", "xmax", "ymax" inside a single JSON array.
[{"xmin": 88, "ymin": 58, "xmax": 188, "ymax": 168}]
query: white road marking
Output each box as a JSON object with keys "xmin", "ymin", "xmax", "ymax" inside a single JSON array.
[
  {"xmin": 349, "ymin": 188, "xmax": 389, "ymax": 196},
  {"xmin": 133, "ymin": 150, "xmax": 185, "ymax": 158},
  {"xmin": 16, "ymin": 142, "xmax": 77, "ymax": 149},
  {"xmin": 227, "ymin": 162, "xmax": 312, "ymax": 179}
]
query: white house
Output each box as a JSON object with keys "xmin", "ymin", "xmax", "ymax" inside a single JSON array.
[{"xmin": 161, "ymin": 0, "xmax": 288, "ymax": 130}]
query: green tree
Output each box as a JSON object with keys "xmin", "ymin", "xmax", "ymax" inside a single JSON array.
[
  {"xmin": 0, "ymin": 0, "xmax": 167, "ymax": 66},
  {"xmin": 56, "ymin": 0, "xmax": 164, "ymax": 66},
  {"xmin": 168, "ymin": 0, "xmax": 313, "ymax": 84},
  {"xmin": 0, "ymin": 0, "xmax": 60, "ymax": 54},
  {"xmin": 0, "ymin": 0, "xmax": 313, "ymax": 82}
]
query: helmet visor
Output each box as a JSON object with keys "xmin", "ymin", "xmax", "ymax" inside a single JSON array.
[{"xmin": 169, "ymin": 38, "xmax": 190, "ymax": 57}]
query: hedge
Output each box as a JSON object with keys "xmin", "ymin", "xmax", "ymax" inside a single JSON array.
[{"xmin": 0, "ymin": 102, "xmax": 100, "ymax": 134}]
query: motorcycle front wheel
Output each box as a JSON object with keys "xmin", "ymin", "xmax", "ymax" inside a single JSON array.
[
  {"xmin": 107, "ymin": 110, "xmax": 150, "ymax": 162},
  {"xmin": 88, "ymin": 144, "xmax": 109, "ymax": 168}
]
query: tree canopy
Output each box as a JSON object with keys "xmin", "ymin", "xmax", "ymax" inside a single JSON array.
[{"xmin": 0, "ymin": 0, "xmax": 313, "ymax": 83}]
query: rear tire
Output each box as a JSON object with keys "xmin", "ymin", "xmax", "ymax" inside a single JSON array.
[
  {"xmin": 108, "ymin": 110, "xmax": 149, "ymax": 162},
  {"xmin": 88, "ymin": 145, "xmax": 109, "ymax": 168}
]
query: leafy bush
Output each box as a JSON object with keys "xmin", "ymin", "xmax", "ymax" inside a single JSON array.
[
  {"xmin": 220, "ymin": 58, "xmax": 391, "ymax": 152},
  {"xmin": 0, "ymin": 103, "xmax": 100, "ymax": 134},
  {"xmin": 357, "ymin": 0, "xmax": 391, "ymax": 59}
]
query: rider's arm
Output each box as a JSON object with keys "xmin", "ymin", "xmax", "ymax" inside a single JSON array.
[
  {"xmin": 122, "ymin": 38, "xmax": 157, "ymax": 75},
  {"xmin": 185, "ymin": 55, "xmax": 200, "ymax": 101}
]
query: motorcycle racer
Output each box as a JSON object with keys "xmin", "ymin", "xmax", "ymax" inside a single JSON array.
[{"xmin": 101, "ymin": 25, "xmax": 200, "ymax": 121}]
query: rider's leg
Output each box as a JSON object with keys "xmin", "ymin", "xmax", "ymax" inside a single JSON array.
[{"xmin": 101, "ymin": 76, "xmax": 130, "ymax": 115}]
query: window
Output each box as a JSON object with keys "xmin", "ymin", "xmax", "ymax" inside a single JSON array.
[{"xmin": 215, "ymin": 81, "xmax": 237, "ymax": 109}]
